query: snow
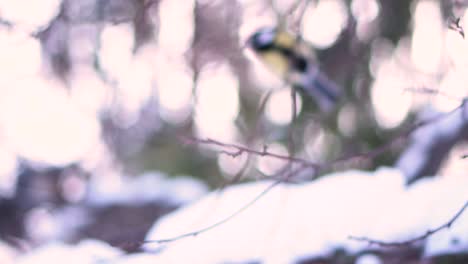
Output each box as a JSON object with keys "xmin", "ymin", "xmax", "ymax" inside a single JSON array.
[
  {"xmin": 13, "ymin": 167, "xmax": 468, "ymax": 263},
  {"xmin": 17, "ymin": 240, "xmax": 122, "ymax": 264},
  {"xmin": 144, "ymin": 167, "xmax": 468, "ymax": 263}
]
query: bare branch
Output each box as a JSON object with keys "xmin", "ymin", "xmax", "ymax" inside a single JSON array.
[
  {"xmin": 405, "ymin": 87, "xmax": 465, "ymax": 102},
  {"xmin": 349, "ymin": 200, "xmax": 468, "ymax": 247},
  {"xmin": 182, "ymin": 137, "xmax": 321, "ymax": 169},
  {"xmin": 448, "ymin": 16, "xmax": 465, "ymax": 38},
  {"xmin": 135, "ymin": 164, "xmax": 306, "ymax": 246},
  {"xmin": 182, "ymin": 102, "xmax": 465, "ymax": 176},
  {"xmin": 115, "ymin": 102, "xmax": 468, "ymax": 251},
  {"xmin": 155, "ymin": 93, "xmax": 466, "ymax": 253}
]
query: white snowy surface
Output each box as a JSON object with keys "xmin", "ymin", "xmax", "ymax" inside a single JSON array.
[
  {"xmin": 17, "ymin": 240, "xmax": 122, "ymax": 264},
  {"xmin": 11, "ymin": 167, "xmax": 468, "ymax": 264},
  {"xmin": 13, "ymin": 239, "xmax": 171, "ymax": 264},
  {"xmin": 143, "ymin": 167, "xmax": 468, "ymax": 263}
]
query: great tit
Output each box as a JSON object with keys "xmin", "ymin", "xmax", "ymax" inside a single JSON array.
[{"xmin": 247, "ymin": 27, "xmax": 341, "ymax": 112}]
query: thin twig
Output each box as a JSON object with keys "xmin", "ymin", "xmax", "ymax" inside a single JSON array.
[
  {"xmin": 268, "ymin": 0, "xmax": 282, "ymax": 23},
  {"xmin": 137, "ymin": 164, "xmax": 305, "ymax": 246},
  {"xmin": 349, "ymin": 200, "xmax": 468, "ymax": 247},
  {"xmin": 288, "ymin": 0, "xmax": 310, "ymax": 33},
  {"xmin": 284, "ymin": 0, "xmax": 305, "ymax": 16},
  {"xmin": 182, "ymin": 137, "xmax": 321, "ymax": 169},
  {"xmin": 170, "ymin": 96, "xmax": 466, "ymax": 251},
  {"xmin": 125, "ymin": 103, "xmax": 467, "ymax": 250},
  {"xmin": 182, "ymin": 103, "xmax": 464, "ymax": 174},
  {"xmin": 328, "ymin": 103, "xmax": 464, "ymax": 169},
  {"xmin": 288, "ymin": 87, "xmax": 298, "ymax": 161},
  {"xmin": 448, "ymin": 16, "xmax": 465, "ymax": 39},
  {"xmin": 405, "ymin": 87, "xmax": 465, "ymax": 102},
  {"xmin": 216, "ymin": 90, "xmax": 274, "ymax": 190}
]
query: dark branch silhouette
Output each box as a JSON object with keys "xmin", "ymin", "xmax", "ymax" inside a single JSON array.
[
  {"xmin": 182, "ymin": 136, "xmax": 321, "ymax": 169},
  {"xmin": 174, "ymin": 99, "xmax": 468, "ymax": 249},
  {"xmin": 448, "ymin": 16, "xmax": 465, "ymax": 38},
  {"xmin": 122, "ymin": 164, "xmax": 307, "ymax": 249},
  {"xmin": 349, "ymin": 200, "xmax": 468, "ymax": 247},
  {"xmin": 183, "ymin": 100, "xmax": 466, "ymax": 177}
]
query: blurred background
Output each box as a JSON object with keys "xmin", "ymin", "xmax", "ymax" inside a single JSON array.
[{"xmin": 0, "ymin": 0, "xmax": 467, "ymax": 262}]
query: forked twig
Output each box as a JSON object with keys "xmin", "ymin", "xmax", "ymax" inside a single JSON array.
[
  {"xmin": 184, "ymin": 102, "xmax": 464, "ymax": 173},
  {"xmin": 182, "ymin": 137, "xmax": 321, "ymax": 169},
  {"xmin": 175, "ymin": 99, "xmax": 467, "ymax": 250},
  {"xmin": 448, "ymin": 16, "xmax": 465, "ymax": 39}
]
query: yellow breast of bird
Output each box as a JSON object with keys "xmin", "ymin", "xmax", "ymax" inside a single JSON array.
[
  {"xmin": 261, "ymin": 51, "xmax": 290, "ymax": 79},
  {"xmin": 275, "ymin": 31, "xmax": 296, "ymax": 49}
]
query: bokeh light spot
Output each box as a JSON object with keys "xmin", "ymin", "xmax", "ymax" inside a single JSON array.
[
  {"xmin": 265, "ymin": 89, "xmax": 302, "ymax": 125},
  {"xmin": 301, "ymin": 0, "xmax": 348, "ymax": 48}
]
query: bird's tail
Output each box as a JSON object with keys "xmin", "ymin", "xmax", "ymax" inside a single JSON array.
[{"xmin": 297, "ymin": 66, "xmax": 341, "ymax": 113}]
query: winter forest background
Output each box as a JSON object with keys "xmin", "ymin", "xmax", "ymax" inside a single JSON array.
[{"xmin": 0, "ymin": 0, "xmax": 468, "ymax": 263}]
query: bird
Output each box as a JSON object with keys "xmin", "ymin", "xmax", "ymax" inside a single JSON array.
[{"xmin": 247, "ymin": 27, "xmax": 341, "ymax": 112}]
